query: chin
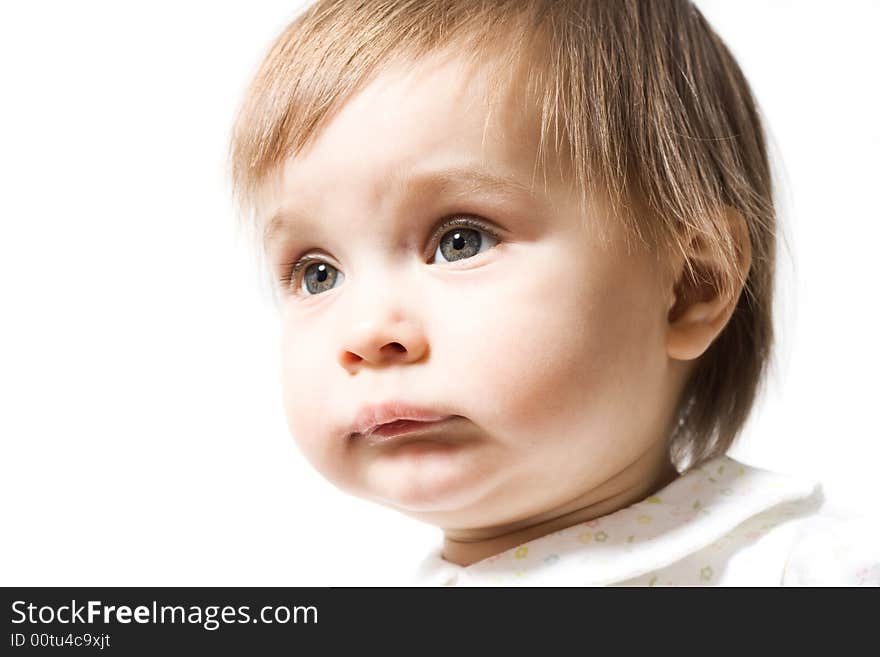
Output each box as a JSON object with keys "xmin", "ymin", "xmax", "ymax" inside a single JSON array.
[{"xmin": 364, "ymin": 450, "xmax": 494, "ymax": 514}]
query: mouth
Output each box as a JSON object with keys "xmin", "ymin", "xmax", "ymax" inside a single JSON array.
[
  {"xmin": 357, "ymin": 416, "xmax": 460, "ymax": 447},
  {"xmin": 346, "ymin": 400, "xmax": 460, "ymax": 446}
]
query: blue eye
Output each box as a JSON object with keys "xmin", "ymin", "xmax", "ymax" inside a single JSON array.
[
  {"xmin": 432, "ymin": 225, "xmax": 499, "ymax": 264},
  {"xmin": 285, "ymin": 216, "xmax": 501, "ymax": 297},
  {"xmin": 297, "ymin": 261, "xmax": 345, "ymax": 296}
]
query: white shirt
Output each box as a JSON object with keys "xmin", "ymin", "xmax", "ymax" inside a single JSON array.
[{"xmin": 410, "ymin": 455, "xmax": 879, "ymax": 586}]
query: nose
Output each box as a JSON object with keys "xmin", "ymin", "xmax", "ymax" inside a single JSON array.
[{"xmin": 338, "ymin": 307, "xmax": 429, "ymax": 374}]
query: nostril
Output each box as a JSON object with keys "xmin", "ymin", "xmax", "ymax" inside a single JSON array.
[{"xmin": 383, "ymin": 342, "xmax": 406, "ymax": 354}]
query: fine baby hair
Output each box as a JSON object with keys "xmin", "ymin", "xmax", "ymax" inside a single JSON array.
[{"xmin": 228, "ymin": 0, "xmax": 774, "ymax": 476}]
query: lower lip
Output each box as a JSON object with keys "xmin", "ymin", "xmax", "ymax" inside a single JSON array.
[{"xmin": 363, "ymin": 416, "xmax": 456, "ymax": 445}]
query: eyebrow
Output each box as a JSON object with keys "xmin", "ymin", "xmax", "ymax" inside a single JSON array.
[{"xmin": 262, "ymin": 165, "xmax": 538, "ymax": 251}]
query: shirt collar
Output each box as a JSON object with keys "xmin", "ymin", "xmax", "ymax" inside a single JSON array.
[{"xmin": 412, "ymin": 454, "xmax": 821, "ymax": 586}]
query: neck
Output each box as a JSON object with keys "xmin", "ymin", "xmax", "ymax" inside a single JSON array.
[{"xmin": 440, "ymin": 441, "xmax": 680, "ymax": 567}]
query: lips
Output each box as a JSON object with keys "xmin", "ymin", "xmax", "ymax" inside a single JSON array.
[
  {"xmin": 370, "ymin": 418, "xmax": 450, "ymax": 438},
  {"xmin": 348, "ymin": 400, "xmax": 456, "ymax": 440}
]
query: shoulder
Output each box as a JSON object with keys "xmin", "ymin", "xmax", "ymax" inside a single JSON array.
[{"xmin": 782, "ymin": 500, "xmax": 880, "ymax": 586}]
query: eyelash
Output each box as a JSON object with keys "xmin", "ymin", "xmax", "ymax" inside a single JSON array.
[{"xmin": 279, "ymin": 215, "xmax": 501, "ymax": 296}]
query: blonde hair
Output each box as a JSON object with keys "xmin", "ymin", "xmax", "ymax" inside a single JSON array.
[{"xmin": 228, "ymin": 0, "xmax": 776, "ymax": 472}]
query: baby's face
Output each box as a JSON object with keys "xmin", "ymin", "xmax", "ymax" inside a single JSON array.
[{"xmin": 262, "ymin": 50, "xmax": 680, "ymax": 530}]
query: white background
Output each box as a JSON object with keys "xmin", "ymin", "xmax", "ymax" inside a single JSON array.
[{"xmin": 1, "ymin": 1, "xmax": 877, "ymax": 585}]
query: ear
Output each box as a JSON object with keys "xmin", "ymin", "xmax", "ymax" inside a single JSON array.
[{"xmin": 665, "ymin": 206, "xmax": 752, "ymax": 361}]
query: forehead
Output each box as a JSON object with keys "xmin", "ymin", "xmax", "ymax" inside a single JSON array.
[{"xmin": 259, "ymin": 49, "xmax": 557, "ymax": 247}]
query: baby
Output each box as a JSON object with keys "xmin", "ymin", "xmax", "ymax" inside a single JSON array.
[{"xmin": 227, "ymin": 0, "xmax": 878, "ymax": 585}]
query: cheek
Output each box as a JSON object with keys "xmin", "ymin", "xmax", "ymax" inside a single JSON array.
[
  {"xmin": 278, "ymin": 320, "xmax": 351, "ymax": 483},
  {"xmin": 445, "ymin": 242, "xmax": 667, "ymax": 447}
]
